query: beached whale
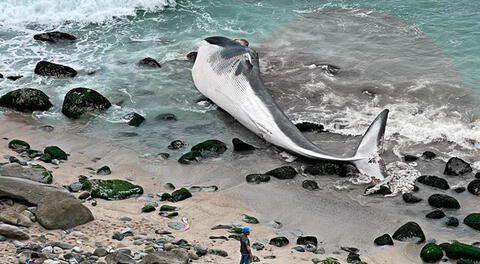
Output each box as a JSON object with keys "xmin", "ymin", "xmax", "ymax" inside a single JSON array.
[{"xmin": 192, "ymin": 36, "xmax": 389, "ymax": 180}]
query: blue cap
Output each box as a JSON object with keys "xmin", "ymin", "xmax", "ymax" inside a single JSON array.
[{"xmin": 242, "ymin": 226, "xmax": 251, "ymax": 233}]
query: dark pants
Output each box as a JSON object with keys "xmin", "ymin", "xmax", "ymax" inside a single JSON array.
[{"xmin": 240, "ymin": 254, "xmax": 250, "ymax": 264}]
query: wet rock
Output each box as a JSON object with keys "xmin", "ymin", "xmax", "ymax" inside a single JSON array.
[
  {"xmin": 444, "ymin": 242, "xmax": 480, "ymax": 261},
  {"xmin": 155, "ymin": 113, "xmax": 177, "ymax": 121},
  {"xmin": 191, "ymin": 139, "xmax": 227, "ymax": 155},
  {"xmin": 422, "ymin": 151, "xmax": 436, "ymax": 160},
  {"xmin": 416, "ymin": 175, "xmax": 449, "ymax": 190},
  {"xmin": 232, "ymin": 138, "xmax": 255, "ymax": 151},
  {"xmin": 297, "ymin": 236, "xmax": 318, "ymax": 247},
  {"xmin": 266, "ymin": 166, "xmax": 297, "ymax": 179},
  {"xmin": 78, "ymin": 191, "xmax": 90, "ymax": 199},
  {"xmin": 444, "ymin": 157, "xmax": 472, "ymax": 176},
  {"xmin": 187, "ymin": 51, "xmax": 197, "ymax": 63},
  {"xmin": 476, "ymin": 172, "xmax": 480, "ymax": 179},
  {"xmin": 392, "ymin": 221, "xmax": 425, "ymax": 243},
  {"xmin": 124, "ymin": 112, "xmax": 145, "ymax": 127},
  {"xmin": 62, "ymin": 87, "xmax": 111, "ymax": 119},
  {"xmin": 82, "ymin": 179, "xmax": 144, "ymax": 200},
  {"xmin": 294, "ymin": 122, "xmax": 325, "ymax": 132},
  {"xmin": 0, "ymin": 223, "xmax": 29, "ymax": 240},
  {"xmin": 44, "ymin": 146, "xmax": 68, "ymax": 160},
  {"xmin": 467, "ymin": 179, "xmax": 480, "ymax": 195},
  {"xmin": 246, "ymin": 174, "xmax": 271, "ymax": 184},
  {"xmin": 365, "ymin": 185, "xmax": 392, "ymax": 195},
  {"xmin": 96, "ymin": 165, "xmax": 111, "ymax": 175},
  {"xmin": 269, "ymin": 237, "xmax": 289, "ymax": 247},
  {"xmin": 426, "ymin": 209, "xmax": 446, "ymax": 219},
  {"xmin": 142, "ymin": 204, "xmax": 156, "ymax": 213},
  {"xmin": 34, "ymin": 61, "xmax": 77, "ymax": 77},
  {"xmin": 7, "ymin": 139, "xmax": 30, "ymax": 151},
  {"xmin": 178, "ymin": 151, "xmax": 202, "ymax": 164},
  {"xmin": 304, "ymin": 162, "xmax": 346, "ymax": 177},
  {"xmin": 347, "ymin": 253, "xmax": 362, "ymax": 263},
  {"xmin": 160, "ymin": 205, "xmax": 177, "ymax": 211},
  {"xmin": 208, "ymin": 249, "xmax": 228, "ymax": 257},
  {"xmin": 445, "ymin": 216, "xmax": 459, "ymax": 227},
  {"xmin": 428, "ymin": 194, "xmax": 460, "ymax": 209},
  {"xmin": 374, "ymin": 234, "xmax": 393, "ymax": 246},
  {"xmin": 403, "ymin": 155, "xmax": 418, "ymax": 162},
  {"xmin": 0, "ymin": 163, "xmax": 53, "ymax": 184},
  {"xmin": 302, "ymin": 180, "xmax": 319, "ymax": 191},
  {"xmin": 241, "ymin": 214, "xmax": 259, "ymax": 224},
  {"xmin": 171, "ymin": 188, "xmax": 192, "ymax": 202},
  {"xmin": 6, "ymin": 75, "xmax": 23, "ymax": 81},
  {"xmin": 0, "ymin": 88, "xmax": 53, "ymax": 112},
  {"xmin": 454, "ymin": 187, "xmax": 466, "ymax": 193},
  {"xmin": 402, "ymin": 193, "xmax": 422, "ymax": 203},
  {"xmin": 168, "ymin": 140, "xmax": 186, "ymax": 150},
  {"xmin": 33, "ymin": 31, "xmax": 76, "ymax": 43},
  {"xmin": 464, "ymin": 213, "xmax": 480, "ymax": 231},
  {"xmin": 420, "ymin": 243, "xmax": 443, "ymax": 263},
  {"xmin": 138, "ymin": 57, "xmax": 161, "ymax": 68}
]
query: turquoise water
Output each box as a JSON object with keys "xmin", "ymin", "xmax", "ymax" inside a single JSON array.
[{"xmin": 0, "ymin": 0, "xmax": 479, "ymax": 161}]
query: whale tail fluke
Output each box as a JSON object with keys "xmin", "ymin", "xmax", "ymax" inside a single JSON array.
[{"xmin": 352, "ymin": 109, "xmax": 389, "ymax": 180}]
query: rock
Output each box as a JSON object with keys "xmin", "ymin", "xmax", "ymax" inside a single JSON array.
[
  {"xmin": 426, "ymin": 210, "xmax": 446, "ymax": 219},
  {"xmin": 428, "ymin": 194, "xmax": 460, "ymax": 209},
  {"xmin": 68, "ymin": 182, "xmax": 83, "ymax": 192},
  {"xmin": 422, "ymin": 151, "xmax": 436, "ymax": 160},
  {"xmin": 96, "ymin": 166, "xmax": 111, "ymax": 175},
  {"xmin": 105, "ymin": 251, "xmax": 135, "ymax": 264},
  {"xmin": 0, "ymin": 176, "xmax": 72, "ymax": 205},
  {"xmin": 365, "ymin": 185, "xmax": 392, "ymax": 195},
  {"xmin": 155, "ymin": 113, "xmax": 177, "ymax": 121},
  {"xmin": 302, "ymin": 180, "xmax": 319, "ymax": 191},
  {"xmin": 188, "ymin": 185, "xmax": 218, "ymax": 192},
  {"xmin": 445, "ymin": 216, "xmax": 459, "ymax": 227},
  {"xmin": 0, "ymin": 210, "xmax": 32, "ymax": 227},
  {"xmin": 241, "ymin": 214, "xmax": 259, "ymax": 224},
  {"xmin": 168, "ymin": 140, "xmax": 186, "ymax": 150},
  {"xmin": 93, "ymin": 247, "xmax": 108, "ymax": 257},
  {"xmin": 467, "ymin": 179, "xmax": 480, "ymax": 195},
  {"xmin": 171, "ymin": 188, "xmax": 192, "ymax": 202},
  {"xmin": 266, "ymin": 166, "xmax": 297, "ymax": 179},
  {"xmin": 211, "ymin": 224, "xmax": 232, "ymax": 230},
  {"xmin": 208, "ymin": 249, "xmax": 228, "ymax": 257},
  {"xmin": 34, "ymin": 61, "xmax": 77, "ymax": 77},
  {"xmin": 6, "ymin": 75, "xmax": 23, "ymax": 81},
  {"xmin": 138, "ymin": 57, "xmax": 161, "ymax": 68},
  {"xmin": 374, "ymin": 234, "xmax": 393, "ymax": 246},
  {"xmin": 392, "ymin": 222, "xmax": 425, "ymax": 243},
  {"xmin": 444, "ymin": 242, "xmax": 480, "ymax": 261},
  {"xmin": 403, "ymin": 155, "xmax": 418, "ymax": 162},
  {"xmin": 164, "ymin": 182, "xmax": 176, "ymax": 190},
  {"xmin": 78, "ymin": 191, "xmax": 90, "ymax": 199},
  {"xmin": 7, "ymin": 139, "xmax": 30, "ymax": 151},
  {"xmin": 124, "ymin": 112, "xmax": 145, "ymax": 127},
  {"xmin": 36, "ymin": 192, "xmax": 93, "ymax": 230},
  {"xmin": 0, "ymin": 223, "xmax": 29, "ymax": 240},
  {"xmin": 464, "ymin": 213, "xmax": 480, "ymax": 231},
  {"xmin": 417, "ymin": 175, "xmax": 450, "ymax": 190},
  {"xmin": 420, "ymin": 243, "xmax": 443, "ymax": 263},
  {"xmin": 454, "ymin": 187, "xmax": 466, "ymax": 193},
  {"xmin": 304, "ymin": 162, "xmax": 346, "ymax": 177},
  {"xmin": 444, "ymin": 157, "xmax": 473, "ymax": 176},
  {"xmin": 62, "ymin": 87, "xmax": 111, "ymax": 119},
  {"xmin": 402, "ymin": 193, "xmax": 422, "ymax": 203},
  {"xmin": 186, "ymin": 52, "xmax": 197, "ymax": 63},
  {"xmin": 82, "ymin": 179, "xmax": 144, "ymax": 200},
  {"xmin": 33, "ymin": 31, "xmax": 76, "ymax": 43},
  {"xmin": 246, "ymin": 174, "xmax": 271, "ymax": 184},
  {"xmin": 0, "ymin": 88, "xmax": 53, "ymax": 112},
  {"xmin": 269, "ymin": 237, "xmax": 289, "ymax": 247},
  {"xmin": 43, "ymin": 146, "xmax": 68, "ymax": 160},
  {"xmin": 142, "ymin": 204, "xmax": 156, "ymax": 213},
  {"xmin": 112, "ymin": 232, "xmax": 124, "ymax": 241},
  {"xmin": 178, "ymin": 151, "xmax": 202, "ymax": 164},
  {"xmin": 476, "ymin": 172, "xmax": 480, "ymax": 179},
  {"xmin": 167, "ymin": 222, "xmax": 185, "ymax": 230},
  {"xmin": 346, "ymin": 253, "xmax": 361, "ymax": 263},
  {"xmin": 232, "ymin": 138, "xmax": 255, "ymax": 151},
  {"xmin": 292, "ymin": 246, "xmax": 305, "ymax": 252},
  {"xmin": 297, "ymin": 236, "xmax": 318, "ymax": 247},
  {"xmin": 191, "ymin": 139, "xmax": 227, "ymax": 155},
  {"xmin": 160, "ymin": 211, "xmax": 178, "ymax": 218},
  {"xmin": 294, "ymin": 122, "xmax": 325, "ymax": 132},
  {"xmin": 160, "ymin": 205, "xmax": 177, "ymax": 211},
  {"xmin": 0, "ymin": 163, "xmax": 53, "ymax": 184}
]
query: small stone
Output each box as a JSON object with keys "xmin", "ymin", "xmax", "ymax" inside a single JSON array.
[
  {"xmin": 444, "ymin": 157, "xmax": 472, "ymax": 176},
  {"xmin": 428, "ymin": 194, "xmax": 460, "ymax": 209},
  {"xmin": 269, "ymin": 237, "xmax": 289, "ymax": 247},
  {"xmin": 246, "ymin": 174, "xmax": 271, "ymax": 184},
  {"xmin": 454, "ymin": 187, "xmax": 466, "ymax": 193},
  {"xmin": 142, "ymin": 204, "xmax": 156, "ymax": 213},
  {"xmin": 402, "ymin": 193, "xmax": 422, "ymax": 203},
  {"xmin": 159, "ymin": 211, "xmax": 178, "ymax": 218},
  {"xmin": 426, "ymin": 209, "xmax": 445, "ymax": 219},
  {"xmin": 78, "ymin": 192, "xmax": 90, "ymax": 200},
  {"xmin": 171, "ymin": 188, "xmax": 192, "ymax": 202},
  {"xmin": 445, "ymin": 216, "xmax": 459, "ymax": 227},
  {"xmin": 43, "ymin": 146, "xmax": 68, "ymax": 160},
  {"xmin": 422, "ymin": 151, "xmax": 436, "ymax": 160},
  {"xmin": 304, "ymin": 162, "xmax": 346, "ymax": 177},
  {"xmin": 33, "ymin": 31, "xmax": 76, "ymax": 43},
  {"xmin": 138, "ymin": 57, "xmax": 161, "ymax": 68},
  {"xmin": 241, "ymin": 214, "xmax": 259, "ymax": 224},
  {"xmin": 295, "ymin": 122, "xmax": 325, "ymax": 133},
  {"xmin": 124, "ymin": 112, "xmax": 145, "ymax": 127},
  {"xmin": 417, "ymin": 175, "xmax": 450, "ymax": 190},
  {"xmin": 292, "ymin": 246, "xmax": 305, "ymax": 252},
  {"xmin": 464, "ymin": 213, "xmax": 480, "ymax": 231},
  {"xmin": 269, "ymin": 221, "xmax": 282, "ymax": 229},
  {"xmin": 96, "ymin": 166, "xmax": 111, "ymax": 175},
  {"xmin": 187, "ymin": 52, "xmax": 197, "ymax": 63},
  {"xmin": 302, "ymin": 180, "xmax": 319, "ymax": 191},
  {"xmin": 297, "ymin": 236, "xmax": 318, "ymax": 247},
  {"xmin": 35, "ymin": 61, "xmax": 77, "ymax": 78},
  {"xmin": 365, "ymin": 185, "xmax": 392, "ymax": 195},
  {"xmin": 112, "ymin": 232, "xmax": 124, "ymax": 241},
  {"xmin": 119, "ymin": 216, "xmax": 132, "ymax": 222},
  {"xmin": 164, "ymin": 182, "xmax": 176, "ymax": 190},
  {"xmin": 467, "ymin": 179, "xmax": 480, "ymax": 195},
  {"xmin": 374, "ymin": 234, "xmax": 394, "ymax": 246},
  {"xmin": 208, "ymin": 249, "xmax": 228, "ymax": 257},
  {"xmin": 265, "ymin": 166, "xmax": 297, "ymax": 179},
  {"xmin": 168, "ymin": 222, "xmax": 185, "ymax": 230},
  {"xmin": 68, "ymin": 182, "xmax": 83, "ymax": 192},
  {"xmin": 252, "ymin": 242, "xmax": 264, "ymax": 251}
]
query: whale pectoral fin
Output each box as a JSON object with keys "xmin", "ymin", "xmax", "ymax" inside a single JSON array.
[{"xmin": 353, "ymin": 109, "xmax": 389, "ymax": 180}]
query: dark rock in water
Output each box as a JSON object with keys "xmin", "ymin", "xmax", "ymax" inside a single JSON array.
[
  {"xmin": 476, "ymin": 172, "xmax": 480, "ymax": 179},
  {"xmin": 269, "ymin": 237, "xmax": 289, "ymax": 247},
  {"xmin": 246, "ymin": 174, "xmax": 271, "ymax": 184},
  {"xmin": 82, "ymin": 179, "xmax": 144, "ymax": 200},
  {"xmin": 33, "ymin": 31, "xmax": 76, "ymax": 43},
  {"xmin": 155, "ymin": 113, "xmax": 177, "ymax": 121},
  {"xmin": 187, "ymin": 51, "xmax": 197, "ymax": 63},
  {"xmin": 0, "ymin": 88, "xmax": 53, "ymax": 112},
  {"xmin": 426, "ymin": 209, "xmax": 446, "ymax": 219},
  {"xmin": 8, "ymin": 139, "xmax": 30, "ymax": 151},
  {"xmin": 124, "ymin": 112, "xmax": 145, "ymax": 127},
  {"xmin": 302, "ymin": 180, "xmax": 319, "ymax": 191},
  {"xmin": 464, "ymin": 213, "xmax": 480, "ymax": 231},
  {"xmin": 138, "ymin": 57, "xmax": 161, "ymax": 68},
  {"xmin": 420, "ymin": 243, "xmax": 443, "ymax": 263},
  {"xmin": 417, "ymin": 175, "xmax": 450, "ymax": 190},
  {"xmin": 266, "ymin": 166, "xmax": 297, "ymax": 179},
  {"xmin": 422, "ymin": 151, "xmax": 436, "ymax": 160},
  {"xmin": 0, "ymin": 73, "xmax": 2, "ymax": 78},
  {"xmin": 6, "ymin": 75, "xmax": 23, "ymax": 81},
  {"xmin": 392, "ymin": 221, "xmax": 425, "ymax": 243},
  {"xmin": 444, "ymin": 242, "xmax": 480, "ymax": 261},
  {"xmin": 374, "ymin": 234, "xmax": 394, "ymax": 246},
  {"xmin": 404, "ymin": 155, "xmax": 418, "ymax": 162},
  {"xmin": 191, "ymin": 139, "xmax": 227, "ymax": 155},
  {"xmin": 178, "ymin": 151, "xmax": 202, "ymax": 164},
  {"xmin": 294, "ymin": 122, "xmax": 325, "ymax": 133},
  {"xmin": 402, "ymin": 193, "xmax": 422, "ymax": 203},
  {"xmin": 413, "ymin": 185, "xmax": 420, "ymax": 192},
  {"xmin": 241, "ymin": 214, "xmax": 259, "ymax": 224},
  {"xmin": 445, "ymin": 216, "xmax": 459, "ymax": 227},
  {"xmin": 171, "ymin": 188, "xmax": 192, "ymax": 202},
  {"xmin": 365, "ymin": 185, "xmax": 392, "ymax": 195},
  {"xmin": 168, "ymin": 140, "xmax": 186, "ymax": 150},
  {"xmin": 44, "ymin": 146, "xmax": 68, "ymax": 160},
  {"xmin": 34, "ymin": 61, "xmax": 77, "ymax": 77},
  {"xmin": 297, "ymin": 236, "xmax": 318, "ymax": 247},
  {"xmin": 467, "ymin": 179, "xmax": 480, "ymax": 195},
  {"xmin": 444, "ymin": 157, "xmax": 472, "ymax": 176},
  {"xmin": 454, "ymin": 187, "xmax": 466, "ymax": 193},
  {"xmin": 62, "ymin": 87, "xmax": 111, "ymax": 119},
  {"xmin": 304, "ymin": 162, "xmax": 346, "ymax": 177},
  {"xmin": 96, "ymin": 165, "xmax": 111, "ymax": 175},
  {"xmin": 232, "ymin": 138, "xmax": 255, "ymax": 151},
  {"xmin": 428, "ymin": 194, "xmax": 460, "ymax": 209}
]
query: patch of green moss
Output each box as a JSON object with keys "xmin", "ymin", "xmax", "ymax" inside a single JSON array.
[
  {"xmin": 420, "ymin": 243, "xmax": 443, "ymax": 263},
  {"xmin": 160, "ymin": 205, "xmax": 177, "ymax": 211},
  {"xmin": 32, "ymin": 164, "xmax": 53, "ymax": 184},
  {"xmin": 8, "ymin": 139, "xmax": 30, "ymax": 150},
  {"xmin": 178, "ymin": 151, "xmax": 202, "ymax": 164},
  {"xmin": 464, "ymin": 213, "xmax": 480, "ymax": 231},
  {"xmin": 44, "ymin": 146, "xmax": 68, "ymax": 160},
  {"xmin": 445, "ymin": 242, "xmax": 480, "ymax": 261},
  {"xmin": 319, "ymin": 259, "xmax": 341, "ymax": 264},
  {"xmin": 82, "ymin": 179, "xmax": 144, "ymax": 200}
]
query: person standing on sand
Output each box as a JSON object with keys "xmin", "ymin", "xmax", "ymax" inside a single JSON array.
[
  {"xmin": 24, "ymin": 252, "xmax": 39, "ymax": 264},
  {"xmin": 240, "ymin": 226, "xmax": 253, "ymax": 264}
]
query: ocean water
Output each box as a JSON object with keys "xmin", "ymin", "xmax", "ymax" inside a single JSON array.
[{"xmin": 0, "ymin": 0, "xmax": 479, "ymax": 166}]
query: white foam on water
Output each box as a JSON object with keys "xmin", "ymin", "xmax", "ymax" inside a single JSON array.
[{"xmin": 363, "ymin": 161, "xmax": 421, "ymax": 196}]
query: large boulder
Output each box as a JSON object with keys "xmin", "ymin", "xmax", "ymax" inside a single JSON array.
[
  {"xmin": 62, "ymin": 88, "xmax": 111, "ymax": 119},
  {"xmin": 420, "ymin": 243, "xmax": 443, "ymax": 263},
  {"xmin": 444, "ymin": 242, "xmax": 480, "ymax": 261},
  {"xmin": 467, "ymin": 179, "xmax": 480, "ymax": 195},
  {"xmin": 392, "ymin": 222, "xmax": 425, "ymax": 243},
  {"xmin": 0, "ymin": 88, "xmax": 53, "ymax": 112},
  {"xmin": 444, "ymin": 157, "xmax": 472, "ymax": 176},
  {"xmin": 33, "ymin": 31, "xmax": 76, "ymax": 43},
  {"xmin": 82, "ymin": 179, "xmax": 144, "ymax": 200},
  {"xmin": 416, "ymin": 175, "xmax": 449, "ymax": 190},
  {"xmin": 0, "ymin": 163, "xmax": 53, "ymax": 183},
  {"xmin": 428, "ymin": 194, "xmax": 460, "ymax": 209},
  {"xmin": 0, "ymin": 176, "xmax": 71, "ymax": 205},
  {"xmin": 34, "ymin": 61, "xmax": 77, "ymax": 77},
  {"xmin": 0, "ymin": 223, "xmax": 29, "ymax": 240},
  {"xmin": 36, "ymin": 192, "xmax": 93, "ymax": 230}
]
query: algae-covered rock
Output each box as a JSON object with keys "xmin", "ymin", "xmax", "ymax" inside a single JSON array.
[
  {"xmin": 34, "ymin": 31, "xmax": 76, "ymax": 43},
  {"xmin": 7, "ymin": 139, "xmax": 30, "ymax": 151},
  {"xmin": 160, "ymin": 205, "xmax": 177, "ymax": 211},
  {"xmin": 464, "ymin": 213, "xmax": 480, "ymax": 231},
  {"xmin": 178, "ymin": 151, "xmax": 202, "ymax": 164},
  {"xmin": 266, "ymin": 166, "xmax": 297, "ymax": 179},
  {"xmin": 82, "ymin": 179, "xmax": 144, "ymax": 200},
  {"xmin": 445, "ymin": 242, "xmax": 480, "ymax": 260},
  {"xmin": 420, "ymin": 243, "xmax": 443, "ymax": 262},
  {"xmin": 35, "ymin": 61, "xmax": 77, "ymax": 77},
  {"xmin": 0, "ymin": 88, "xmax": 53, "ymax": 112},
  {"xmin": 171, "ymin": 188, "xmax": 192, "ymax": 202},
  {"xmin": 241, "ymin": 214, "xmax": 259, "ymax": 224},
  {"xmin": 457, "ymin": 259, "xmax": 475, "ymax": 264},
  {"xmin": 62, "ymin": 87, "xmax": 111, "ymax": 119},
  {"xmin": 142, "ymin": 204, "xmax": 156, "ymax": 213},
  {"xmin": 269, "ymin": 236, "xmax": 289, "ymax": 247},
  {"xmin": 44, "ymin": 146, "xmax": 68, "ymax": 160},
  {"xmin": 159, "ymin": 211, "xmax": 178, "ymax": 218},
  {"xmin": 191, "ymin": 139, "xmax": 227, "ymax": 155},
  {"xmin": 318, "ymin": 258, "xmax": 341, "ymax": 264},
  {"xmin": 392, "ymin": 221, "xmax": 425, "ymax": 243},
  {"xmin": 0, "ymin": 163, "xmax": 52, "ymax": 184}
]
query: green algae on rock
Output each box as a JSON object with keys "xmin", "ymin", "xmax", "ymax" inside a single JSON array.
[
  {"xmin": 420, "ymin": 243, "xmax": 443, "ymax": 262},
  {"xmin": 445, "ymin": 242, "xmax": 480, "ymax": 260},
  {"xmin": 44, "ymin": 146, "xmax": 68, "ymax": 160},
  {"xmin": 171, "ymin": 188, "xmax": 192, "ymax": 202},
  {"xmin": 82, "ymin": 179, "xmax": 144, "ymax": 200},
  {"xmin": 464, "ymin": 213, "xmax": 480, "ymax": 231},
  {"xmin": 0, "ymin": 88, "xmax": 53, "ymax": 112},
  {"xmin": 62, "ymin": 87, "xmax": 111, "ymax": 119},
  {"xmin": 7, "ymin": 139, "xmax": 30, "ymax": 151}
]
